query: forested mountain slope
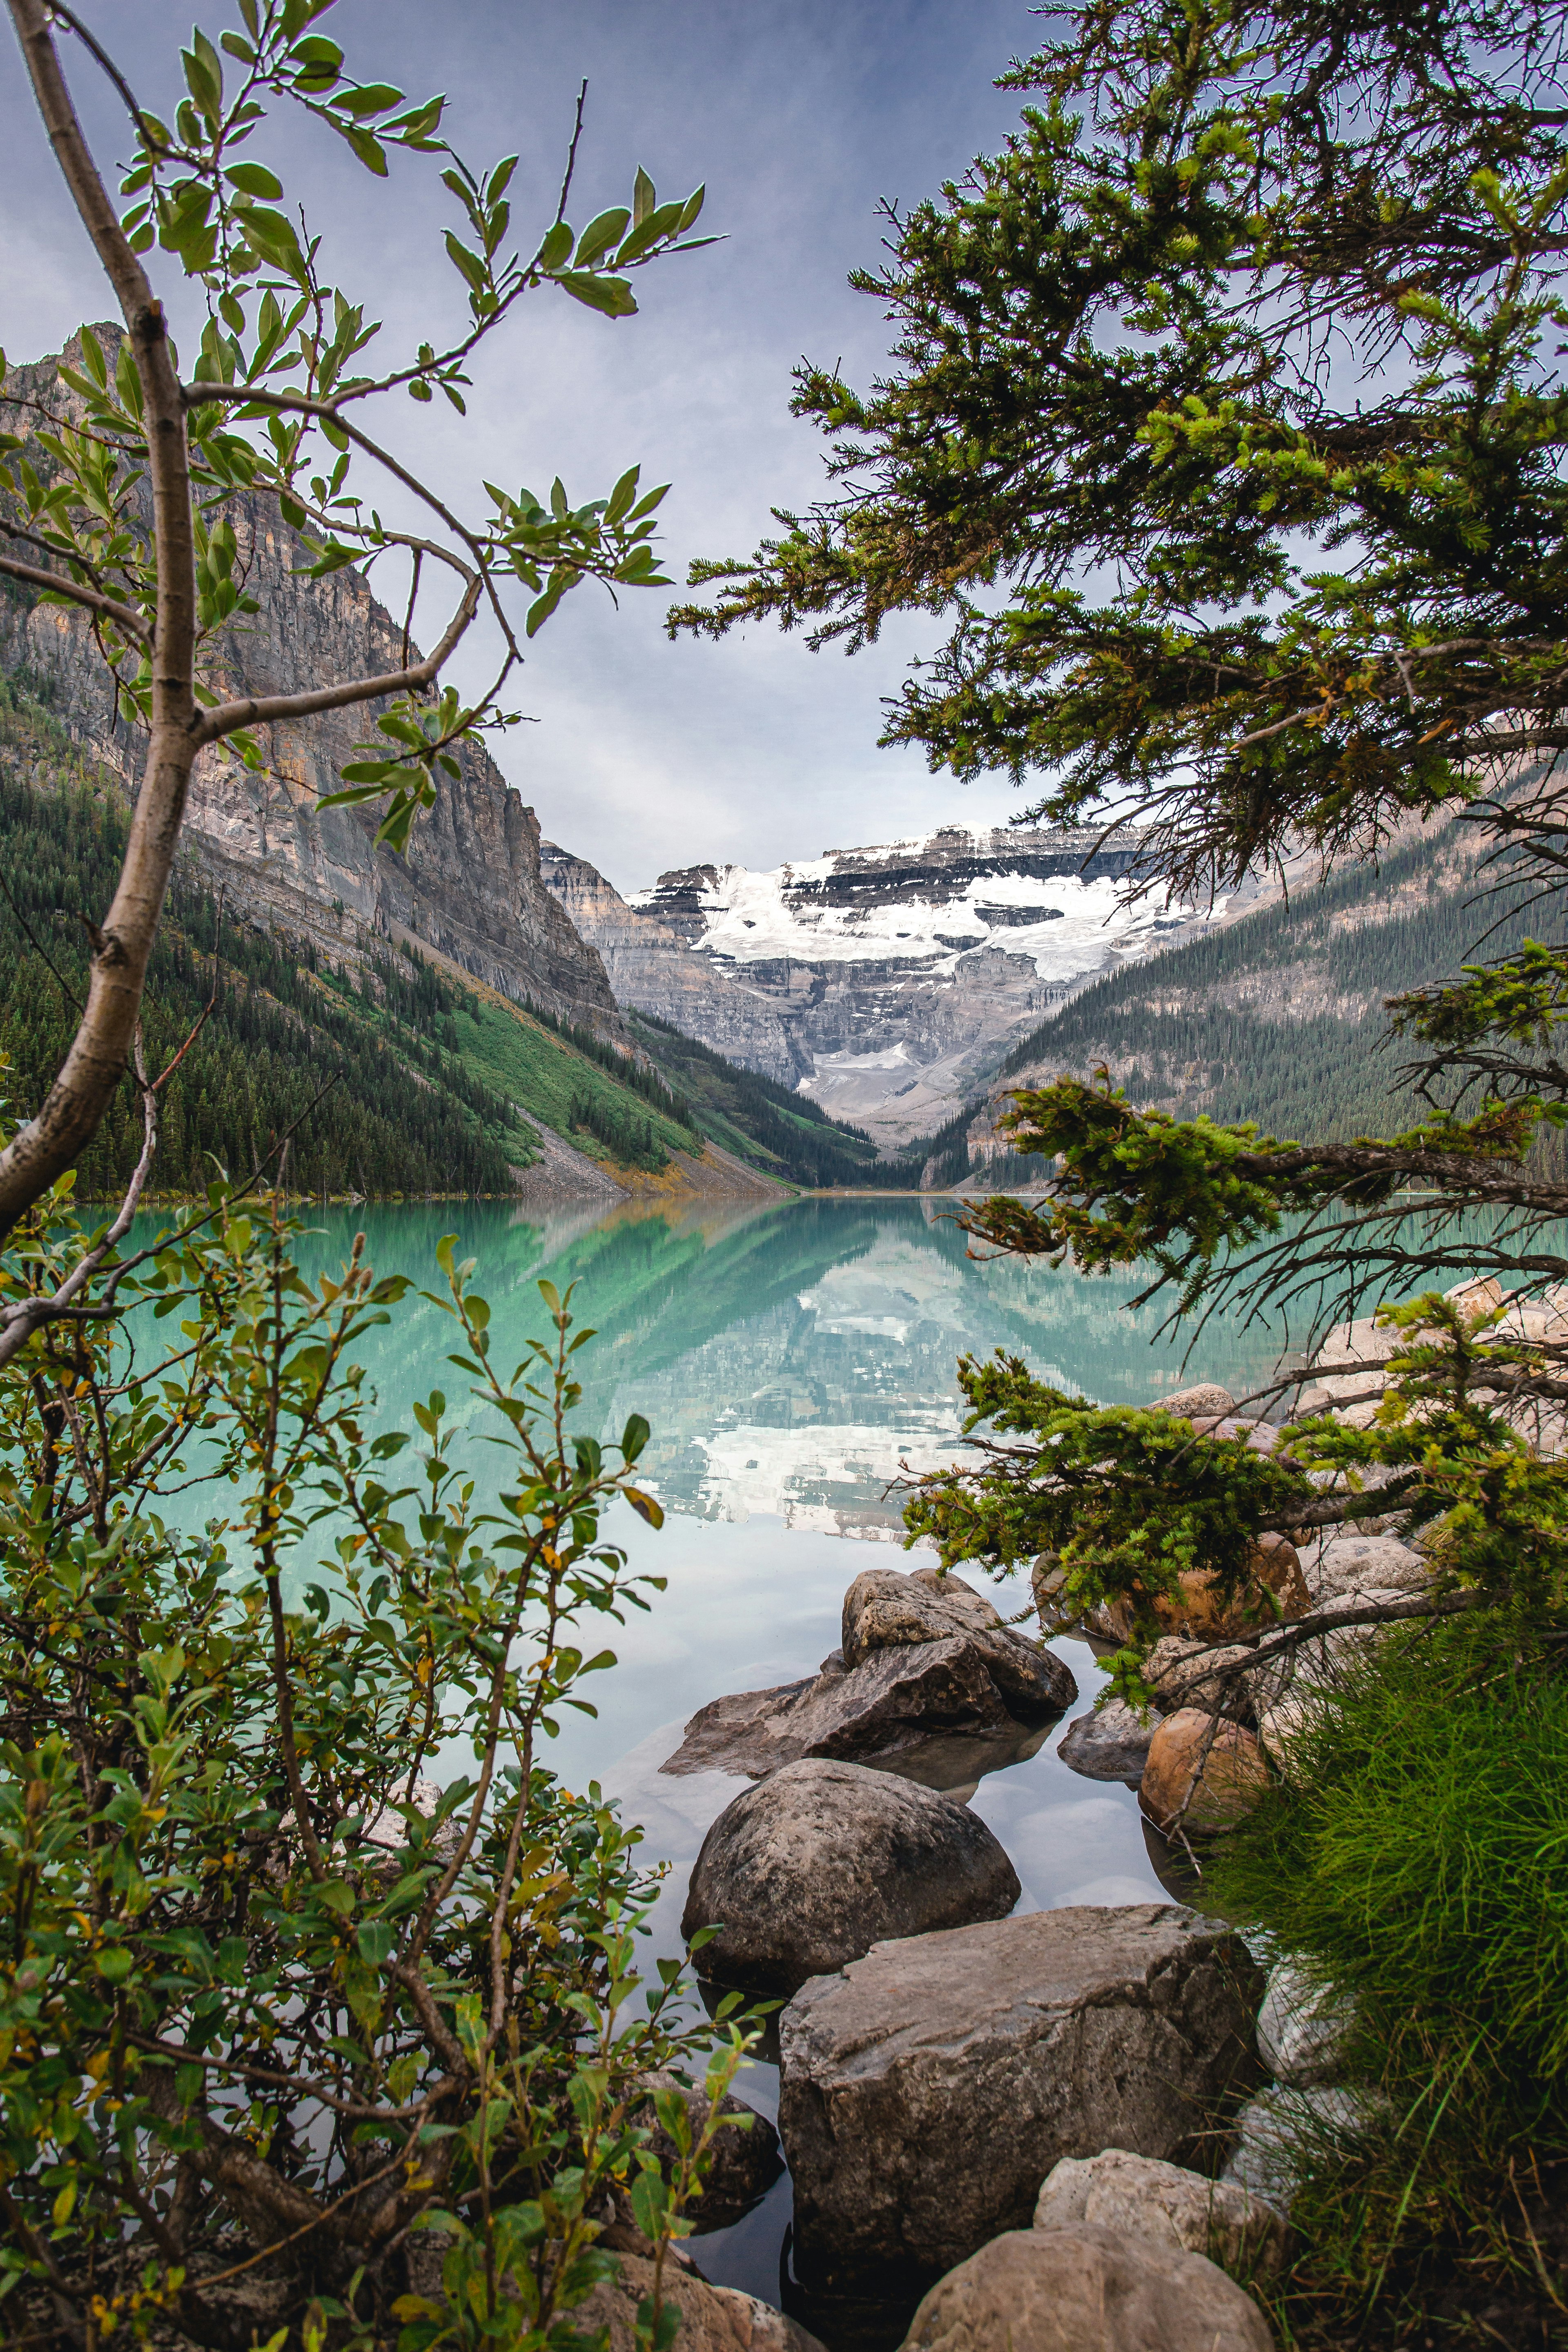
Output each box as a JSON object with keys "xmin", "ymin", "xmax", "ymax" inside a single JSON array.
[
  {"xmin": 0, "ymin": 682, "xmax": 895, "ymax": 1198},
  {"xmin": 984, "ymin": 816, "xmax": 1558, "ymax": 1160}
]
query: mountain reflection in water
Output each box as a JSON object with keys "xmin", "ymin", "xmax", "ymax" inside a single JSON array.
[{"xmin": 295, "ymin": 1192, "xmax": 1287, "ymax": 1539}]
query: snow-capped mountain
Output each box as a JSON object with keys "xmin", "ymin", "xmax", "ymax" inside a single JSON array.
[{"xmin": 545, "ymin": 826, "xmax": 1236, "ymax": 1140}]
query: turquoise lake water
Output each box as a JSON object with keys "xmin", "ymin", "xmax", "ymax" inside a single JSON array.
[{"xmin": 126, "ymin": 1192, "xmax": 1287, "ymax": 2325}]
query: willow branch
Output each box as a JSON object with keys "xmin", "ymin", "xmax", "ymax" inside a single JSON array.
[{"xmin": 0, "ymin": 549, "xmax": 149, "ymax": 638}]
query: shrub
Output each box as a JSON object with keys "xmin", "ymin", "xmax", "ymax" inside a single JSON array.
[{"xmin": 0, "ymin": 1166, "xmax": 753, "ymax": 2352}]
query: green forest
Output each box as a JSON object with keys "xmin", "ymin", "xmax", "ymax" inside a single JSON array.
[
  {"xmin": 993, "ymin": 822, "xmax": 1567, "ymax": 1169},
  {"xmin": 0, "ymin": 680, "xmax": 901, "ymax": 1198}
]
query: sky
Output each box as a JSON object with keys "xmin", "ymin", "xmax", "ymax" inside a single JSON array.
[{"xmin": 0, "ymin": 1, "xmax": 1046, "ymax": 894}]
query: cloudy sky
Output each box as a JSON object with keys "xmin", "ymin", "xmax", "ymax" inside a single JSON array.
[{"xmin": 0, "ymin": 1, "xmax": 1044, "ymax": 892}]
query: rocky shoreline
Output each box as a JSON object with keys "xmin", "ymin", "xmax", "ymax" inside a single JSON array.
[{"xmin": 631, "ymin": 1328, "xmax": 1468, "ymax": 2351}]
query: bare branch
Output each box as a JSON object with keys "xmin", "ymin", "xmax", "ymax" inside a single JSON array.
[
  {"xmin": 195, "ymin": 574, "xmax": 481, "ymax": 744},
  {"xmin": 0, "ymin": 548, "xmax": 149, "ymax": 639},
  {"xmin": 0, "ymin": 0, "xmax": 200, "ymax": 1242}
]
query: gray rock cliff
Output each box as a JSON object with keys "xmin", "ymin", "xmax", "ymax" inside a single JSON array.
[{"xmin": 1, "ymin": 329, "xmax": 619, "ymax": 1033}]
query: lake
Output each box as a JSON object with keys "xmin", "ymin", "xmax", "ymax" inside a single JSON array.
[
  {"xmin": 130, "ymin": 1191, "xmax": 1287, "ymax": 2336},
  {"xmin": 227, "ymin": 1194, "xmax": 1276, "ymax": 2331}
]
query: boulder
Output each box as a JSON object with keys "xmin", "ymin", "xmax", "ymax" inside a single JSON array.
[
  {"xmin": 777, "ymin": 1902, "xmax": 1262, "ymax": 2290},
  {"xmin": 1140, "ymin": 1711, "xmax": 1270, "ymax": 1838},
  {"xmin": 1255, "ymin": 1695, "xmax": 1318, "ymax": 1773},
  {"xmin": 1256, "ymin": 1960, "xmax": 1353, "ymax": 2088},
  {"xmin": 680, "ymin": 1759, "xmax": 1021, "ymax": 1994},
  {"xmin": 842, "ymin": 1566, "xmax": 1077, "ymax": 1718},
  {"xmin": 1057, "ymin": 1698, "xmax": 1154, "ymax": 1786},
  {"xmin": 659, "ymin": 1637, "xmax": 1030, "ymax": 1780},
  {"xmin": 1033, "ymin": 2149, "xmax": 1289, "ymax": 2274},
  {"xmin": 1102, "ymin": 1535, "xmax": 1309, "ymax": 1644},
  {"xmin": 900, "ymin": 2226, "xmax": 1275, "ymax": 2352},
  {"xmin": 573, "ymin": 2253, "xmax": 826, "ymax": 2352},
  {"xmin": 1244, "ymin": 1584, "xmax": 1417, "ymax": 1714},
  {"xmin": 1223, "ymin": 2085, "xmax": 1387, "ymax": 2213},
  {"xmin": 1310, "ymin": 1534, "xmax": 1430, "ymax": 1601},
  {"xmin": 1145, "ymin": 1637, "xmax": 1256, "ymax": 1717},
  {"xmin": 629, "ymin": 2072, "xmax": 784, "ymax": 2230},
  {"xmin": 1150, "ymin": 1383, "xmax": 1237, "ymax": 1420}
]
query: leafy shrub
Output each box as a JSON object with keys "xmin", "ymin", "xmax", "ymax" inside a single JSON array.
[{"xmin": 0, "ymin": 1162, "xmax": 752, "ymax": 2351}]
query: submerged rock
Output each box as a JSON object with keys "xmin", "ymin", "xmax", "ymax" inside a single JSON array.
[
  {"xmin": 681, "ymin": 1758, "xmax": 1021, "ymax": 1994},
  {"xmin": 1033, "ymin": 2149, "xmax": 1288, "ymax": 2274},
  {"xmin": 778, "ymin": 1902, "xmax": 1262, "ymax": 2290},
  {"xmin": 1057, "ymin": 1698, "xmax": 1154, "ymax": 1786},
  {"xmin": 842, "ymin": 1566, "xmax": 1077, "ymax": 1717},
  {"xmin": 900, "ymin": 2226, "xmax": 1275, "ymax": 2352},
  {"xmin": 629, "ymin": 2071, "xmax": 784, "ymax": 2230}
]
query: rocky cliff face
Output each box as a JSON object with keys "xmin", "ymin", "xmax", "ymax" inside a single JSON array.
[
  {"xmin": 539, "ymin": 842, "xmax": 806, "ymax": 1083},
  {"xmin": 546, "ymin": 827, "xmax": 1232, "ymax": 1142},
  {"xmin": 1, "ymin": 330, "xmax": 619, "ymax": 1033}
]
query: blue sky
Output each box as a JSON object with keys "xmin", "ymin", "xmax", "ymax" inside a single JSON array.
[{"xmin": 0, "ymin": 1, "xmax": 1044, "ymax": 891}]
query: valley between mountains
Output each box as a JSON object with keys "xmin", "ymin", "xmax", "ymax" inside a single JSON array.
[{"xmin": 0, "ymin": 330, "xmax": 1503, "ymax": 1202}]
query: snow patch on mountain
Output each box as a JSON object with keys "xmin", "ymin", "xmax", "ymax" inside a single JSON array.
[{"xmin": 629, "ymin": 840, "xmax": 1213, "ymax": 978}]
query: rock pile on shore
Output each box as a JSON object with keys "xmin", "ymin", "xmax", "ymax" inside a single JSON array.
[{"xmin": 651, "ymin": 1557, "xmax": 1319, "ymax": 2347}]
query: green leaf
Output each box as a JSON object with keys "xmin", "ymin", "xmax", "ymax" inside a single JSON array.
[
  {"xmin": 574, "ymin": 207, "xmax": 632, "ymax": 269},
  {"xmin": 226, "ymin": 162, "xmax": 284, "ymax": 199},
  {"xmin": 606, "ymin": 465, "xmax": 641, "ymax": 525},
  {"xmin": 336, "ymin": 121, "xmax": 389, "ymax": 177},
  {"xmin": 444, "ymin": 232, "xmax": 488, "ymax": 292},
  {"xmin": 357, "ymin": 1920, "xmax": 398, "ymax": 1966},
  {"xmin": 633, "ymin": 167, "xmax": 656, "ymax": 227},
  {"xmin": 556, "ymin": 271, "xmax": 637, "ymax": 319}
]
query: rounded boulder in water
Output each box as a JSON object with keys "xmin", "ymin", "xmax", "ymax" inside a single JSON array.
[{"xmin": 681, "ymin": 1756, "xmax": 1021, "ymax": 1994}]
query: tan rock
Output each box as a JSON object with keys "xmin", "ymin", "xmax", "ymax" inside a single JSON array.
[
  {"xmin": 1140, "ymin": 1710, "xmax": 1270, "ymax": 1836},
  {"xmin": 573, "ymin": 2253, "xmax": 826, "ymax": 2352},
  {"xmin": 1150, "ymin": 1383, "xmax": 1237, "ymax": 1420},
  {"xmin": 1145, "ymin": 1638, "xmax": 1256, "ymax": 1715},
  {"xmin": 1033, "ymin": 2148, "xmax": 1289, "ymax": 2274},
  {"xmin": 1100, "ymin": 1532, "xmax": 1308, "ymax": 1645},
  {"xmin": 900, "ymin": 2226, "xmax": 1274, "ymax": 2352}
]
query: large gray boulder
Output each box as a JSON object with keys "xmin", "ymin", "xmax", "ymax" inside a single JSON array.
[
  {"xmin": 681, "ymin": 1759, "xmax": 1021, "ymax": 1994},
  {"xmin": 1310, "ymin": 1534, "xmax": 1430, "ymax": 1601},
  {"xmin": 660, "ymin": 1635, "xmax": 1058, "ymax": 1780},
  {"xmin": 900, "ymin": 2226, "xmax": 1274, "ymax": 2352},
  {"xmin": 843, "ymin": 1566, "xmax": 1078, "ymax": 1718},
  {"xmin": 777, "ymin": 1903, "xmax": 1262, "ymax": 2291}
]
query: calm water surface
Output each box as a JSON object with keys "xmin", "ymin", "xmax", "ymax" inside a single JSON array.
[{"xmin": 143, "ymin": 1194, "xmax": 1284, "ymax": 2327}]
